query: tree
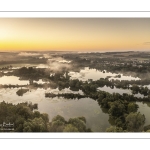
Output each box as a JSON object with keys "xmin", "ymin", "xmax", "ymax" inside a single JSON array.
[
  {"xmin": 78, "ymin": 116, "xmax": 86, "ymax": 123},
  {"xmin": 82, "ymin": 84, "xmax": 90, "ymax": 93},
  {"xmin": 115, "ymin": 117, "xmax": 125, "ymax": 128},
  {"xmin": 90, "ymin": 84, "xmax": 97, "ymax": 92},
  {"xmin": 127, "ymin": 103, "xmax": 138, "ymax": 113},
  {"xmin": 108, "ymin": 100, "xmax": 125, "ymax": 118},
  {"xmin": 68, "ymin": 118, "xmax": 86, "ymax": 132},
  {"xmin": 100, "ymin": 98, "xmax": 111, "ymax": 108},
  {"xmin": 23, "ymin": 117, "xmax": 48, "ymax": 132},
  {"xmin": 146, "ymin": 130, "xmax": 150, "ymax": 132},
  {"xmin": 33, "ymin": 111, "xmax": 41, "ymax": 118},
  {"xmin": 144, "ymin": 124, "xmax": 150, "ymax": 132},
  {"xmin": 16, "ymin": 105, "xmax": 33, "ymax": 119},
  {"xmin": 14, "ymin": 116, "xmax": 25, "ymax": 132},
  {"xmin": 52, "ymin": 115, "xmax": 66, "ymax": 123},
  {"xmin": 50, "ymin": 115, "xmax": 66, "ymax": 132},
  {"xmin": 63, "ymin": 124, "xmax": 79, "ymax": 132},
  {"xmin": 41, "ymin": 113, "xmax": 49, "ymax": 123},
  {"xmin": 125, "ymin": 112, "xmax": 145, "ymax": 132},
  {"xmin": 50, "ymin": 120, "xmax": 65, "ymax": 132},
  {"xmin": 131, "ymin": 84, "xmax": 139, "ymax": 94},
  {"xmin": 106, "ymin": 126, "xmax": 124, "ymax": 132}
]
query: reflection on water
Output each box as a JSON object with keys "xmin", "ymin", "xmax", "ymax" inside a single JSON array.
[
  {"xmin": 144, "ymin": 85, "xmax": 150, "ymax": 89},
  {"xmin": 0, "ymin": 88, "xmax": 109, "ymax": 131},
  {"xmin": 0, "ymin": 86, "xmax": 150, "ymax": 131},
  {"xmin": 38, "ymin": 98, "xmax": 109, "ymax": 132},
  {"xmin": 97, "ymin": 85, "xmax": 145, "ymax": 98},
  {"xmin": 34, "ymin": 79, "xmax": 48, "ymax": 84},
  {"xmin": 69, "ymin": 67, "xmax": 140, "ymax": 81},
  {"xmin": 0, "ymin": 88, "xmax": 84, "ymax": 103},
  {"xmin": 137, "ymin": 102, "xmax": 150, "ymax": 126},
  {"xmin": 3, "ymin": 70, "xmax": 13, "ymax": 73},
  {"xmin": 98, "ymin": 85, "xmax": 132, "ymax": 95},
  {"xmin": 58, "ymin": 60, "xmax": 71, "ymax": 63},
  {"xmin": 36, "ymin": 64, "xmax": 50, "ymax": 68},
  {"xmin": 0, "ymin": 76, "xmax": 29, "ymax": 85},
  {"xmin": 0, "ymin": 76, "xmax": 49, "ymax": 86},
  {"xmin": 109, "ymin": 75, "xmax": 140, "ymax": 81},
  {"xmin": 0, "ymin": 65, "xmax": 147, "ymax": 131},
  {"xmin": 1, "ymin": 87, "xmax": 148, "ymax": 131},
  {"xmin": 69, "ymin": 67, "xmax": 115, "ymax": 81}
]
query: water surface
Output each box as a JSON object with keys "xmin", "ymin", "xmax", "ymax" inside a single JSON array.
[
  {"xmin": 0, "ymin": 87, "xmax": 109, "ymax": 131},
  {"xmin": 0, "ymin": 76, "xmax": 29, "ymax": 85},
  {"xmin": 69, "ymin": 67, "xmax": 140, "ymax": 81}
]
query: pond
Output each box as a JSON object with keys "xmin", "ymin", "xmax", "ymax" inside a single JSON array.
[
  {"xmin": 0, "ymin": 76, "xmax": 29, "ymax": 85},
  {"xmin": 97, "ymin": 85, "xmax": 145, "ymax": 98},
  {"xmin": 137, "ymin": 102, "xmax": 150, "ymax": 126},
  {"xmin": 0, "ymin": 75, "xmax": 50, "ymax": 86},
  {"xmin": 98, "ymin": 85, "xmax": 132, "ymax": 95},
  {"xmin": 69, "ymin": 67, "xmax": 140, "ymax": 81},
  {"xmin": 0, "ymin": 87, "xmax": 109, "ymax": 131},
  {"xmin": 0, "ymin": 86, "xmax": 150, "ymax": 131},
  {"xmin": 0, "ymin": 67, "xmax": 148, "ymax": 132}
]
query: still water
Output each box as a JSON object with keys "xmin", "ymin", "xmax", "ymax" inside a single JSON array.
[
  {"xmin": 69, "ymin": 67, "xmax": 141, "ymax": 81},
  {"xmin": 136, "ymin": 102, "xmax": 150, "ymax": 126},
  {"xmin": 98, "ymin": 85, "xmax": 145, "ymax": 98},
  {"xmin": 0, "ymin": 76, "xmax": 29, "ymax": 85},
  {"xmin": 0, "ymin": 86, "xmax": 149, "ymax": 131},
  {"xmin": 0, "ymin": 66, "xmax": 149, "ymax": 132},
  {"xmin": 0, "ymin": 88, "xmax": 109, "ymax": 131}
]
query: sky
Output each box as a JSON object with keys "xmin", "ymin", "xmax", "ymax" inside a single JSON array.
[{"xmin": 0, "ymin": 18, "xmax": 150, "ymax": 52}]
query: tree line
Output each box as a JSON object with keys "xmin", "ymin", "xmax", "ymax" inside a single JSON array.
[{"xmin": 0, "ymin": 101, "xmax": 91, "ymax": 132}]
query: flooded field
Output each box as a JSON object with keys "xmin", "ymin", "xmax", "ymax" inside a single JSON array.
[
  {"xmin": 0, "ymin": 76, "xmax": 29, "ymax": 85},
  {"xmin": 69, "ymin": 67, "xmax": 141, "ymax": 81},
  {"xmin": 0, "ymin": 87, "xmax": 109, "ymax": 131},
  {"xmin": 0, "ymin": 51, "xmax": 150, "ymax": 132}
]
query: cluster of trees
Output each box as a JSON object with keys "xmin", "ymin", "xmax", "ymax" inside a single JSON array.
[
  {"xmin": 114, "ymin": 79, "xmax": 150, "ymax": 88},
  {"xmin": 14, "ymin": 67, "xmax": 47, "ymax": 80},
  {"xmin": 66, "ymin": 51, "xmax": 150, "ymax": 79},
  {"xmin": 0, "ymin": 65, "xmax": 12, "ymax": 70},
  {"xmin": 16, "ymin": 88, "xmax": 29, "ymax": 96},
  {"xmin": 131, "ymin": 84, "xmax": 150, "ymax": 96},
  {"xmin": 0, "ymin": 84, "xmax": 25, "ymax": 88},
  {"xmin": 94, "ymin": 91, "xmax": 146, "ymax": 132},
  {"xmin": 49, "ymin": 115, "xmax": 91, "ymax": 132},
  {"xmin": 0, "ymin": 56, "xmax": 47, "ymax": 66},
  {"xmin": 1, "ymin": 52, "xmax": 150, "ymax": 133},
  {"xmin": 43, "ymin": 76, "xmax": 150, "ymax": 102},
  {"xmin": 81, "ymin": 79, "xmax": 150, "ymax": 99},
  {"xmin": 106, "ymin": 111, "xmax": 146, "ymax": 132},
  {"xmin": 46, "ymin": 85, "xmax": 149, "ymax": 132},
  {"xmin": 0, "ymin": 101, "xmax": 91, "ymax": 132},
  {"xmin": 41, "ymin": 79, "xmax": 150, "ymax": 132},
  {"xmin": 0, "ymin": 101, "xmax": 40, "ymax": 132},
  {"xmin": 104, "ymin": 63, "xmax": 150, "ymax": 73},
  {"xmin": 45, "ymin": 93, "xmax": 86, "ymax": 99}
]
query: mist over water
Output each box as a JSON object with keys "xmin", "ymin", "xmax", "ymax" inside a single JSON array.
[{"xmin": 0, "ymin": 51, "xmax": 150, "ymax": 132}]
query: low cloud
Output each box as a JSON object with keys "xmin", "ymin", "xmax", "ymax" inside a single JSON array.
[
  {"xmin": 47, "ymin": 57, "xmax": 71, "ymax": 72},
  {"xmin": 18, "ymin": 52, "xmax": 41, "ymax": 56}
]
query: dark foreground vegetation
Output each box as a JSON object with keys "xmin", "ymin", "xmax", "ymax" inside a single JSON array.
[{"xmin": 0, "ymin": 101, "xmax": 91, "ymax": 132}]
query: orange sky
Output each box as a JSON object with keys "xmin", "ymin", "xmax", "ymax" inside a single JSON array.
[{"xmin": 0, "ymin": 18, "xmax": 150, "ymax": 51}]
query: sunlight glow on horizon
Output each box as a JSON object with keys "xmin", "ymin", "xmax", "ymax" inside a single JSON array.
[{"xmin": 0, "ymin": 18, "xmax": 150, "ymax": 51}]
